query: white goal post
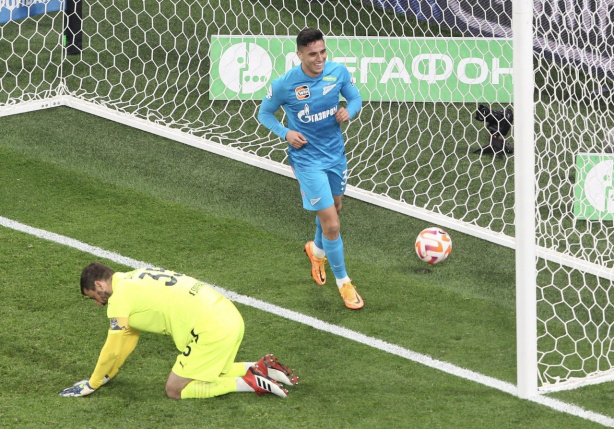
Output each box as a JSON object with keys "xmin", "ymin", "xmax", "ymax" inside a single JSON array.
[{"xmin": 2, "ymin": 0, "xmax": 614, "ymax": 396}]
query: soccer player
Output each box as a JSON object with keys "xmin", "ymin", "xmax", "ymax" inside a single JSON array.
[
  {"xmin": 59, "ymin": 262, "xmax": 298, "ymax": 399},
  {"xmin": 257, "ymin": 28, "xmax": 364, "ymax": 310}
]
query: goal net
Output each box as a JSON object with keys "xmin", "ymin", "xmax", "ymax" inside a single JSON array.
[{"xmin": 2, "ymin": 0, "xmax": 614, "ymax": 394}]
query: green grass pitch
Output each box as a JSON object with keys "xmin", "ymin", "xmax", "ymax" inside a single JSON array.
[{"xmin": 0, "ymin": 108, "xmax": 612, "ymax": 428}]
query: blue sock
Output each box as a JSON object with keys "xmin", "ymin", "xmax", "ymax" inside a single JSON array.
[
  {"xmin": 322, "ymin": 235, "xmax": 347, "ymax": 279},
  {"xmin": 314, "ymin": 216, "xmax": 323, "ymax": 250}
]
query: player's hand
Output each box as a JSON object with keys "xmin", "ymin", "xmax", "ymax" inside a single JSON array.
[
  {"xmin": 335, "ymin": 107, "xmax": 350, "ymax": 123},
  {"xmin": 285, "ymin": 130, "xmax": 307, "ymax": 149},
  {"xmin": 59, "ymin": 381, "xmax": 96, "ymax": 397},
  {"xmin": 72, "ymin": 375, "xmax": 110, "ymax": 387}
]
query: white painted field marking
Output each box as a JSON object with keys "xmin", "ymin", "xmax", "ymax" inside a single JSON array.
[{"xmin": 1, "ymin": 215, "xmax": 613, "ymax": 427}]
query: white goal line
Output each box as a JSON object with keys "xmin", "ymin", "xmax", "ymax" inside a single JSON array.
[{"xmin": 1, "ymin": 215, "xmax": 613, "ymax": 428}]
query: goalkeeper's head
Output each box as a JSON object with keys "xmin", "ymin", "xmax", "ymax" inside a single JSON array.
[{"xmin": 80, "ymin": 262, "xmax": 115, "ymax": 296}]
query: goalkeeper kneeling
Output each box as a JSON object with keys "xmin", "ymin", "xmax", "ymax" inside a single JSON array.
[{"xmin": 59, "ymin": 262, "xmax": 298, "ymax": 399}]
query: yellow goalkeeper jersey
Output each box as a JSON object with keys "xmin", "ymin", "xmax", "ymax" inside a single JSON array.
[{"xmin": 106, "ymin": 268, "xmax": 226, "ymax": 351}]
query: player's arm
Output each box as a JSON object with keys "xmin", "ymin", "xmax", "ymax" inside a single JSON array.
[
  {"xmin": 105, "ymin": 325, "xmax": 140, "ymax": 379},
  {"xmin": 257, "ymin": 81, "xmax": 291, "ymax": 140},
  {"xmin": 340, "ymin": 69, "xmax": 362, "ymax": 120},
  {"xmin": 59, "ymin": 317, "xmax": 138, "ymax": 397}
]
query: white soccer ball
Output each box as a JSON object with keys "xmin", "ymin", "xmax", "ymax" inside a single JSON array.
[{"xmin": 415, "ymin": 227, "xmax": 452, "ymax": 264}]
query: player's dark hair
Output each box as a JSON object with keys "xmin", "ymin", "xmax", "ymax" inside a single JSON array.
[
  {"xmin": 297, "ymin": 28, "xmax": 324, "ymax": 49},
  {"xmin": 80, "ymin": 262, "xmax": 115, "ymax": 294}
]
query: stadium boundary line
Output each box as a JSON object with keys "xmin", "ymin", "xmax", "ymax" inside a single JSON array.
[{"xmin": 1, "ymin": 215, "xmax": 612, "ymax": 428}]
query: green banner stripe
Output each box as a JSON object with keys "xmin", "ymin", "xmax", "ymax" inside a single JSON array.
[
  {"xmin": 574, "ymin": 153, "xmax": 614, "ymax": 220},
  {"xmin": 209, "ymin": 35, "xmax": 513, "ymax": 102}
]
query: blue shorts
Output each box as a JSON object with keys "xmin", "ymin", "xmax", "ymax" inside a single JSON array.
[{"xmin": 292, "ymin": 160, "xmax": 348, "ymax": 211}]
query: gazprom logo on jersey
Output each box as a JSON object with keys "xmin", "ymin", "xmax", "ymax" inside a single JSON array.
[
  {"xmin": 574, "ymin": 154, "xmax": 614, "ymax": 220},
  {"xmin": 298, "ymin": 104, "xmax": 338, "ymax": 124},
  {"xmin": 209, "ymin": 35, "xmax": 512, "ymax": 102},
  {"xmin": 0, "ymin": 0, "xmax": 62, "ymax": 24}
]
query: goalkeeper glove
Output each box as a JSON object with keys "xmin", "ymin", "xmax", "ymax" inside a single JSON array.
[
  {"xmin": 59, "ymin": 380, "xmax": 96, "ymax": 397},
  {"xmin": 72, "ymin": 375, "xmax": 110, "ymax": 387}
]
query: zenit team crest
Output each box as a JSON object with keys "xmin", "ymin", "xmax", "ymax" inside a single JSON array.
[
  {"xmin": 322, "ymin": 83, "xmax": 336, "ymax": 95},
  {"xmin": 295, "ymin": 85, "xmax": 310, "ymax": 100}
]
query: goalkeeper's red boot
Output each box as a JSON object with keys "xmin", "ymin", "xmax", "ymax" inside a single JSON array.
[
  {"xmin": 304, "ymin": 241, "xmax": 327, "ymax": 285},
  {"xmin": 252, "ymin": 354, "xmax": 299, "ymax": 386},
  {"xmin": 242, "ymin": 367, "xmax": 288, "ymax": 398}
]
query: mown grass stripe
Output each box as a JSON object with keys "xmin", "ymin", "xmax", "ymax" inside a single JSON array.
[{"xmin": 1, "ymin": 214, "xmax": 613, "ymax": 428}]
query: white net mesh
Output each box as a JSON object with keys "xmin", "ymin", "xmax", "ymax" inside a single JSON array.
[
  {"xmin": 2, "ymin": 0, "xmax": 614, "ymax": 392},
  {"xmin": 0, "ymin": 1, "xmax": 62, "ymax": 105},
  {"xmin": 532, "ymin": 0, "xmax": 614, "ymax": 390}
]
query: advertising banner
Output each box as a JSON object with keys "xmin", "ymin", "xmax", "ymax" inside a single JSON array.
[
  {"xmin": 0, "ymin": 0, "xmax": 63, "ymax": 24},
  {"xmin": 364, "ymin": 0, "xmax": 614, "ymax": 79},
  {"xmin": 574, "ymin": 154, "xmax": 614, "ymax": 220},
  {"xmin": 210, "ymin": 35, "xmax": 513, "ymax": 102}
]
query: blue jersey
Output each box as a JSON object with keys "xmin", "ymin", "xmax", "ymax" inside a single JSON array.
[{"xmin": 258, "ymin": 61, "xmax": 362, "ymax": 169}]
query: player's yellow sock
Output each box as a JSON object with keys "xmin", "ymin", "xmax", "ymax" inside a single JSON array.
[{"xmin": 180, "ymin": 378, "xmax": 236, "ymax": 399}]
